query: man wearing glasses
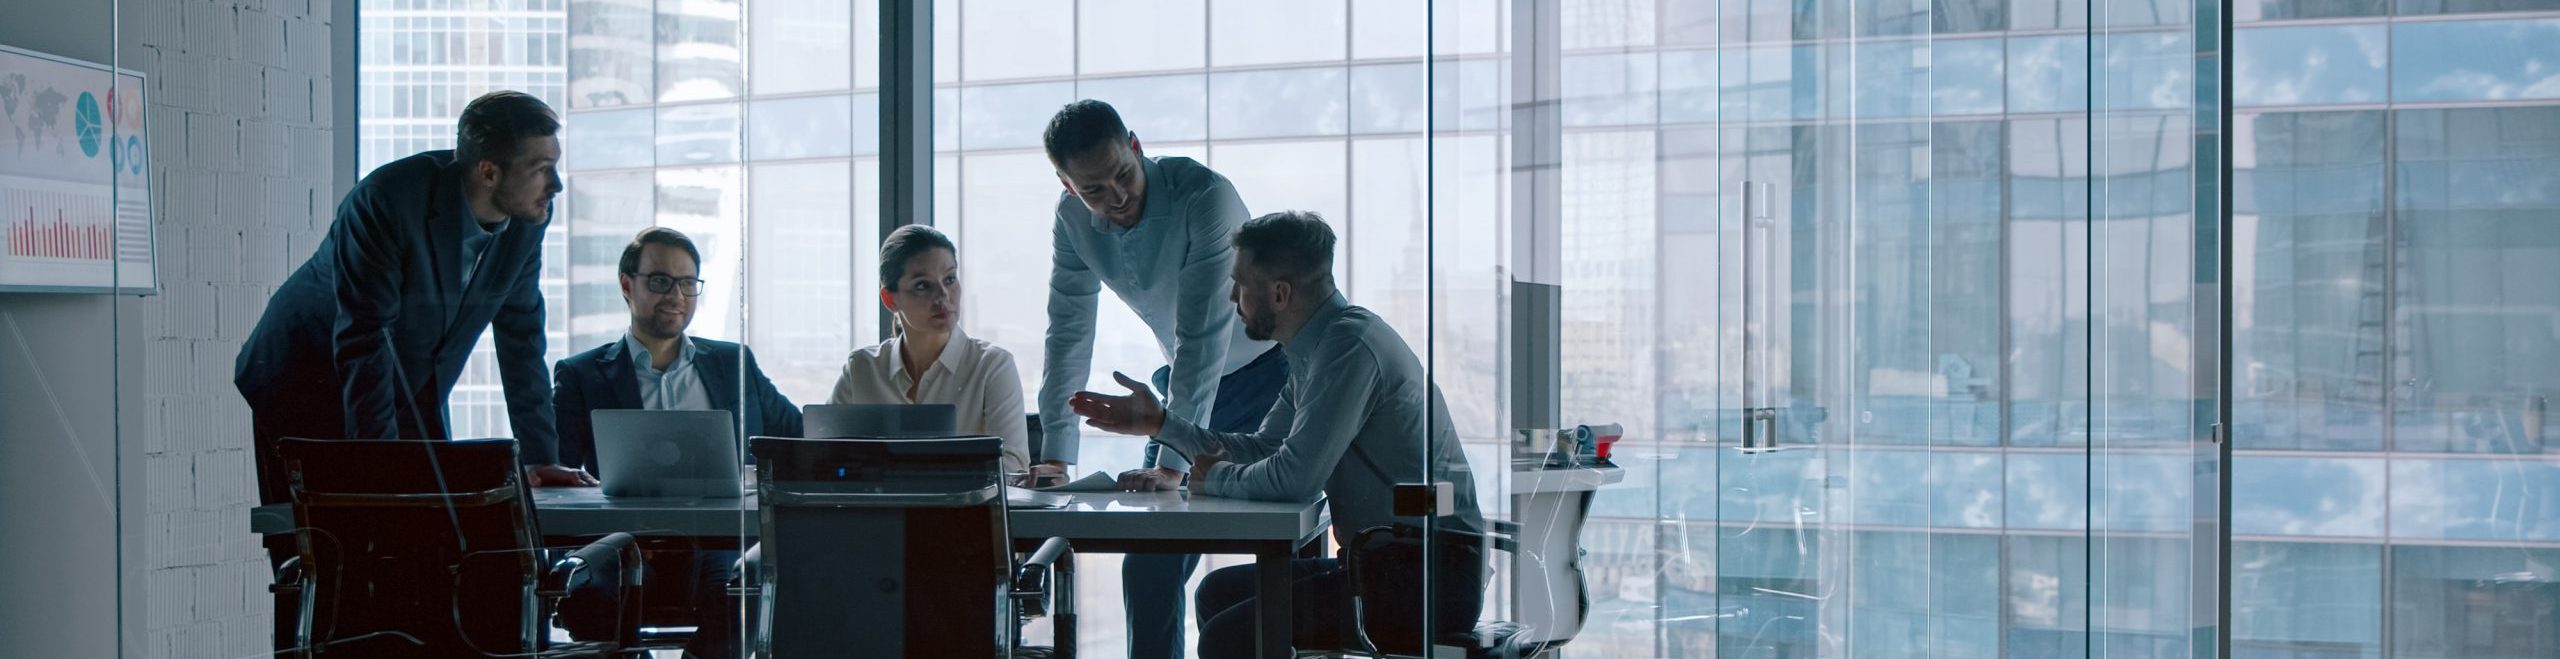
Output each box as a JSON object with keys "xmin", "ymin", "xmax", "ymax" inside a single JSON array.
[{"xmin": 546, "ymin": 227, "xmax": 802, "ymax": 658}]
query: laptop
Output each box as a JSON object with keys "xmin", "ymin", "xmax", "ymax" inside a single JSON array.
[
  {"xmin": 802, "ymin": 403, "xmax": 959, "ymax": 439},
  {"xmin": 591, "ymin": 409, "xmax": 746, "ymax": 498}
]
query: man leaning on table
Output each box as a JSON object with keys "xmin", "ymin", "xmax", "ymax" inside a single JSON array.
[
  {"xmin": 1035, "ymin": 98, "xmax": 1289, "ymax": 659},
  {"xmin": 1069, "ymin": 211, "xmax": 1488, "ymax": 659}
]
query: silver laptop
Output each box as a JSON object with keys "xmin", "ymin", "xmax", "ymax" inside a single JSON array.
[
  {"xmin": 592, "ymin": 409, "xmax": 745, "ymax": 498},
  {"xmin": 802, "ymin": 403, "xmax": 958, "ymax": 439}
]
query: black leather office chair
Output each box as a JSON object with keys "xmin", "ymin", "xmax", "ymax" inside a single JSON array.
[
  {"xmin": 1323, "ymin": 520, "xmax": 1570, "ymax": 659},
  {"xmin": 268, "ymin": 438, "xmax": 642, "ymax": 658},
  {"xmin": 747, "ymin": 435, "xmax": 1070, "ymax": 658}
]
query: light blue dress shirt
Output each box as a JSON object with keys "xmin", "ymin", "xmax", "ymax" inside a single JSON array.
[
  {"xmin": 625, "ymin": 334, "xmax": 713, "ymax": 412},
  {"xmin": 1040, "ymin": 155, "xmax": 1275, "ymax": 470}
]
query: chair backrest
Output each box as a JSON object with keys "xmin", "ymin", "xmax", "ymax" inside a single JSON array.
[
  {"xmin": 800, "ymin": 403, "xmax": 958, "ymax": 439},
  {"xmin": 276, "ymin": 437, "xmax": 542, "ymax": 658},
  {"xmin": 748, "ymin": 435, "xmax": 1011, "ymax": 657}
]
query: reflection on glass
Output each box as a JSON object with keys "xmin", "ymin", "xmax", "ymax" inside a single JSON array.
[
  {"xmin": 1848, "ymin": 532, "xmax": 2002, "ymax": 659},
  {"xmin": 748, "ymin": 162, "xmax": 858, "ymax": 405},
  {"xmin": 2397, "ymin": 0, "xmax": 2560, "ymax": 16},
  {"xmin": 956, "ymin": 82, "xmax": 1073, "ymax": 150},
  {"xmin": 2008, "ymin": 116, "xmax": 2092, "ymax": 448},
  {"xmin": 656, "ymin": 0, "xmax": 743, "ymax": 102},
  {"xmin": 2234, "ymin": 25, "xmax": 2386, "ymax": 107},
  {"xmin": 1208, "ymin": 68, "xmax": 1348, "ymax": 139},
  {"xmin": 2392, "ymin": 20, "xmax": 2560, "ymax": 104},
  {"xmin": 2232, "ymin": 455, "xmax": 2387, "ymax": 537},
  {"xmin": 1431, "ymin": 58, "xmax": 1506, "ymax": 131},
  {"xmin": 1211, "ymin": 142, "xmax": 1348, "ymax": 281},
  {"xmin": 2236, "ymin": 0, "xmax": 2387, "ymax": 21},
  {"xmin": 1351, "ymin": 64, "xmax": 1426, "ymax": 135},
  {"xmin": 2232, "ymin": 542, "xmax": 2383, "ymax": 659},
  {"xmin": 1209, "ymin": 0, "xmax": 1346, "ymax": 67},
  {"xmin": 1936, "ymin": 39, "xmax": 2008, "ymax": 116},
  {"xmin": 2008, "ymin": 535, "xmax": 2091, "ymax": 659},
  {"xmin": 2232, "ymin": 111, "xmax": 2388, "ymax": 451},
  {"xmin": 962, "ymin": 0, "xmax": 1072, "ymax": 81},
  {"xmin": 2008, "ymin": 35, "xmax": 2090, "ymax": 114},
  {"xmin": 567, "ymin": 170, "xmax": 655, "ymax": 349},
  {"xmin": 569, "ymin": 0, "xmax": 653, "ymax": 107},
  {"xmin": 2392, "ymin": 107, "xmax": 2560, "ymax": 454},
  {"xmin": 2389, "ymin": 458, "xmax": 2560, "ymax": 542},
  {"xmin": 1721, "ymin": 45, "xmax": 1816, "ymax": 121},
  {"xmin": 1352, "ymin": 0, "xmax": 1427, "ymax": 59},
  {"xmin": 1077, "ymin": 74, "xmax": 1209, "ymax": 143},
  {"xmin": 655, "ymin": 103, "xmax": 742, "ymax": 164},
  {"xmin": 747, "ymin": 95, "xmax": 854, "ymax": 161},
  {"xmin": 749, "ymin": 0, "xmax": 851, "ymax": 95},
  {"xmin": 654, "ymin": 166, "xmax": 744, "ymax": 340},
  {"xmin": 1564, "ymin": 53, "xmax": 1659, "ymax": 127},
  {"xmin": 1079, "ymin": 0, "xmax": 1207, "ymax": 74},
  {"xmin": 2390, "ymin": 545, "xmax": 2560, "ymax": 659},
  {"xmin": 568, "ymin": 107, "xmax": 653, "ymax": 170}
]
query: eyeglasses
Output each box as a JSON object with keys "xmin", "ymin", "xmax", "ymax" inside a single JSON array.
[{"xmin": 636, "ymin": 273, "xmax": 707, "ymax": 297}]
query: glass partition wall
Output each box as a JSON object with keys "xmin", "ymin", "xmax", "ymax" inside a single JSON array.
[
  {"xmin": 1429, "ymin": 0, "xmax": 2227, "ymax": 656},
  {"xmin": 342, "ymin": 0, "xmax": 2559, "ymax": 657}
]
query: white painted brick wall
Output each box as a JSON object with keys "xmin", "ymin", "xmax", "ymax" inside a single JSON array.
[{"xmin": 130, "ymin": 0, "xmax": 336, "ymax": 654}]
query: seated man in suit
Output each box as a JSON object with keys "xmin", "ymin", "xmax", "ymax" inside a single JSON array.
[
  {"xmin": 550, "ymin": 227, "xmax": 802, "ymax": 659},
  {"xmin": 1070, "ymin": 211, "xmax": 1489, "ymax": 658}
]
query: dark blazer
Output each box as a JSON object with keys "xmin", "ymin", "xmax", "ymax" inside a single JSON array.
[
  {"xmin": 548, "ymin": 336, "xmax": 804, "ymax": 473},
  {"xmin": 233, "ymin": 150, "xmax": 561, "ymax": 462}
]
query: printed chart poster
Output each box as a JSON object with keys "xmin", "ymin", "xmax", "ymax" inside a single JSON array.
[{"xmin": 0, "ymin": 45, "xmax": 153, "ymax": 294}]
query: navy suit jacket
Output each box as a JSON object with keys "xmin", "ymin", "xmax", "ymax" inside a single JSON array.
[
  {"xmin": 233, "ymin": 150, "xmax": 561, "ymax": 462},
  {"xmin": 548, "ymin": 336, "xmax": 804, "ymax": 473}
]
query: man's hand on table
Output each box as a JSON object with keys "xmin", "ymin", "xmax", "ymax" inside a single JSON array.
[
  {"xmin": 524, "ymin": 464, "xmax": 598, "ymax": 487},
  {"xmin": 1115, "ymin": 466, "xmax": 1183, "ymax": 492}
]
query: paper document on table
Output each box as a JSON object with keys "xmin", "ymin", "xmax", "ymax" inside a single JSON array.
[{"xmin": 1037, "ymin": 471, "xmax": 1121, "ymax": 492}]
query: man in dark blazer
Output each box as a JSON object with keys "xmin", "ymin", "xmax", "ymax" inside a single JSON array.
[
  {"xmin": 234, "ymin": 90, "xmax": 590, "ymax": 503},
  {"xmin": 545, "ymin": 226, "xmax": 803, "ymax": 474},
  {"xmin": 233, "ymin": 89, "xmax": 587, "ymax": 651},
  {"xmin": 549, "ymin": 227, "xmax": 801, "ymax": 659}
]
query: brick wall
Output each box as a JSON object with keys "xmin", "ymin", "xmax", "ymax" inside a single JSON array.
[{"xmin": 125, "ymin": 0, "xmax": 337, "ymax": 655}]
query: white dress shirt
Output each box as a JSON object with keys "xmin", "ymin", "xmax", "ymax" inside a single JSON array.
[{"xmin": 828, "ymin": 329, "xmax": 1031, "ymax": 471}]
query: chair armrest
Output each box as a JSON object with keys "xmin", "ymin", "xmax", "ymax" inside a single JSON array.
[
  {"xmin": 269, "ymin": 556, "xmax": 304, "ymax": 594},
  {"xmin": 1010, "ymin": 537, "xmax": 1071, "ymax": 617},
  {"xmin": 540, "ymin": 532, "xmax": 636, "ymax": 598}
]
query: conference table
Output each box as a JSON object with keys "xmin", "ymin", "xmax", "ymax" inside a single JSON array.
[{"xmin": 249, "ymin": 486, "xmax": 1331, "ymax": 659}]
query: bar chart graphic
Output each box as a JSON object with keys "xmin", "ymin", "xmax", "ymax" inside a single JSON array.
[
  {"xmin": 7, "ymin": 198, "xmax": 114, "ymax": 261},
  {"xmin": 0, "ymin": 44, "xmax": 153, "ymax": 292}
]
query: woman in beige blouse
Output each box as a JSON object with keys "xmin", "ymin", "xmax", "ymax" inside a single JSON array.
[{"xmin": 827, "ymin": 225, "xmax": 1031, "ymax": 471}]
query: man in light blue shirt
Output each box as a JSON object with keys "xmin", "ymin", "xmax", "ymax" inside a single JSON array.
[{"xmin": 1037, "ymin": 99, "xmax": 1288, "ymax": 659}]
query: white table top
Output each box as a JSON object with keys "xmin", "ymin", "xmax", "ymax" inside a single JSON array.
[{"xmin": 250, "ymin": 486, "xmax": 1330, "ymax": 545}]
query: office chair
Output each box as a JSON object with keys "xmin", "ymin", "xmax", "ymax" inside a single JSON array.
[
  {"xmin": 268, "ymin": 437, "xmax": 643, "ymax": 658},
  {"xmin": 746, "ymin": 435, "xmax": 1071, "ymax": 658},
  {"xmin": 1313, "ymin": 520, "xmax": 1572, "ymax": 659}
]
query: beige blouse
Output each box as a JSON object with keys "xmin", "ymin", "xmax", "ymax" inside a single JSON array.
[{"xmin": 826, "ymin": 330, "xmax": 1031, "ymax": 471}]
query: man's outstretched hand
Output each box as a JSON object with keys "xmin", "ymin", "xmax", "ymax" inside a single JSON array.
[
  {"xmin": 1069, "ymin": 371, "xmax": 1166, "ymax": 437},
  {"xmin": 524, "ymin": 464, "xmax": 598, "ymax": 487}
]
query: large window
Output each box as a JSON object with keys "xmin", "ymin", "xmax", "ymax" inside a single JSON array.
[{"xmin": 351, "ymin": 2, "xmax": 2558, "ymax": 658}]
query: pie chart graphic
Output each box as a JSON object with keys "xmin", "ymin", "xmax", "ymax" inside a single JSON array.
[{"xmin": 75, "ymin": 91, "xmax": 103, "ymax": 158}]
